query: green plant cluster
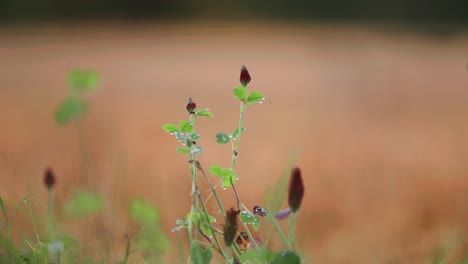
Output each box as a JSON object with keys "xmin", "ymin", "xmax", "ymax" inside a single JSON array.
[
  {"xmin": 0, "ymin": 70, "xmax": 167, "ymax": 264},
  {"xmin": 162, "ymin": 66, "xmax": 304, "ymax": 264}
]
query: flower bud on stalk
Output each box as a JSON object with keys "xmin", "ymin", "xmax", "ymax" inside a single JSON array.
[
  {"xmin": 44, "ymin": 167, "xmax": 56, "ymax": 190},
  {"xmin": 288, "ymin": 167, "xmax": 304, "ymax": 213},
  {"xmin": 186, "ymin": 97, "xmax": 197, "ymax": 114},
  {"xmin": 240, "ymin": 65, "xmax": 251, "ymax": 87}
]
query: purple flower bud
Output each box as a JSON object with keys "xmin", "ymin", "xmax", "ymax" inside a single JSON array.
[
  {"xmin": 186, "ymin": 97, "xmax": 197, "ymax": 113},
  {"xmin": 44, "ymin": 167, "xmax": 56, "ymax": 189},
  {"xmin": 288, "ymin": 167, "xmax": 304, "ymax": 213},
  {"xmin": 274, "ymin": 208, "xmax": 292, "ymax": 220},
  {"xmin": 224, "ymin": 207, "xmax": 239, "ymax": 247},
  {"xmin": 240, "ymin": 65, "xmax": 251, "ymax": 87}
]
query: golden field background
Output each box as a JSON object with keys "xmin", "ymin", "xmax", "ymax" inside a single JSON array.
[{"xmin": 1, "ymin": 22, "xmax": 468, "ymax": 263}]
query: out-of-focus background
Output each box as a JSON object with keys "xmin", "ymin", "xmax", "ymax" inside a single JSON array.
[{"xmin": 1, "ymin": 1, "xmax": 468, "ymax": 263}]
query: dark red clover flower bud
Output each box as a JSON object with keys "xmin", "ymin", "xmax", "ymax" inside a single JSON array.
[
  {"xmin": 224, "ymin": 207, "xmax": 239, "ymax": 247},
  {"xmin": 186, "ymin": 97, "xmax": 197, "ymax": 113},
  {"xmin": 288, "ymin": 167, "xmax": 304, "ymax": 213},
  {"xmin": 240, "ymin": 65, "xmax": 251, "ymax": 87},
  {"xmin": 44, "ymin": 167, "xmax": 56, "ymax": 189}
]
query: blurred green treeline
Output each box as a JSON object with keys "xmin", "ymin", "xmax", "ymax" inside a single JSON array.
[{"xmin": 0, "ymin": 0, "xmax": 467, "ymax": 26}]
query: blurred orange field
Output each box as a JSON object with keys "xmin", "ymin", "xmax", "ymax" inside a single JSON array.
[{"xmin": 1, "ymin": 22, "xmax": 468, "ymax": 263}]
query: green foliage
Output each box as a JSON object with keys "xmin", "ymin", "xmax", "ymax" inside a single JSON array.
[
  {"xmin": 240, "ymin": 210, "xmax": 260, "ymax": 231},
  {"xmin": 68, "ymin": 69, "xmax": 99, "ymax": 92},
  {"xmin": 187, "ymin": 132, "xmax": 200, "ymax": 141},
  {"xmin": 232, "ymin": 127, "xmax": 246, "ymax": 139},
  {"xmin": 186, "ymin": 212, "xmax": 216, "ymax": 237},
  {"xmin": 271, "ymin": 250, "xmax": 301, "ymax": 264},
  {"xmin": 177, "ymin": 147, "xmax": 190, "ymax": 154},
  {"xmin": 233, "ymin": 86, "xmax": 247, "ymax": 101},
  {"xmin": 215, "ymin": 132, "xmax": 231, "ymax": 144},
  {"xmin": 129, "ymin": 199, "xmax": 169, "ymax": 255},
  {"xmin": 130, "ymin": 199, "xmax": 159, "ymax": 225},
  {"xmin": 55, "ymin": 69, "xmax": 99, "ymax": 126},
  {"xmin": 190, "ymin": 146, "xmax": 203, "ymax": 154},
  {"xmin": 179, "ymin": 120, "xmax": 193, "ymax": 132},
  {"xmin": 0, "ymin": 196, "xmax": 7, "ymax": 224},
  {"xmin": 55, "ymin": 96, "xmax": 87, "ymax": 125},
  {"xmin": 247, "ymin": 91, "xmax": 264, "ymax": 104},
  {"xmin": 190, "ymin": 243, "xmax": 213, "ymax": 264},
  {"xmin": 208, "ymin": 165, "xmax": 237, "ymax": 187},
  {"xmin": 195, "ymin": 108, "xmax": 213, "ymax": 118},
  {"xmin": 238, "ymin": 247, "xmax": 275, "ymax": 263},
  {"xmin": 162, "ymin": 123, "xmax": 179, "ymax": 133},
  {"xmin": 65, "ymin": 191, "xmax": 104, "ymax": 217}
]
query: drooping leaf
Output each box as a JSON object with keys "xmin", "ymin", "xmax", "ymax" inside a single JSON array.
[
  {"xmin": 246, "ymin": 91, "xmax": 264, "ymax": 104},
  {"xmin": 215, "ymin": 132, "xmax": 230, "ymax": 144},
  {"xmin": 65, "ymin": 192, "xmax": 104, "ymax": 217},
  {"xmin": 162, "ymin": 124, "xmax": 179, "ymax": 133},
  {"xmin": 55, "ymin": 96, "xmax": 87, "ymax": 125},
  {"xmin": 233, "ymin": 86, "xmax": 247, "ymax": 101}
]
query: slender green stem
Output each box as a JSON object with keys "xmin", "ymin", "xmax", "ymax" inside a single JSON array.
[
  {"xmin": 240, "ymin": 222, "xmax": 260, "ymax": 250},
  {"xmin": 239, "ymin": 204, "xmax": 260, "ymax": 249},
  {"xmin": 197, "ymin": 162, "xmax": 226, "ymax": 217},
  {"xmin": 269, "ymin": 216, "xmax": 291, "ymax": 250},
  {"xmin": 288, "ymin": 212, "xmax": 298, "ymax": 251},
  {"xmin": 187, "ymin": 113, "xmax": 200, "ymax": 246},
  {"xmin": 230, "ymin": 101, "xmax": 247, "ymax": 171},
  {"xmin": 231, "ymin": 243, "xmax": 242, "ymax": 259},
  {"xmin": 7, "ymin": 192, "xmax": 29, "ymax": 242},
  {"xmin": 47, "ymin": 189, "xmax": 53, "ymax": 224},
  {"xmin": 26, "ymin": 197, "xmax": 40, "ymax": 243},
  {"xmin": 197, "ymin": 192, "xmax": 227, "ymax": 261}
]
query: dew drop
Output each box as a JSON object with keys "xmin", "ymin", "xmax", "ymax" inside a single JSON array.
[
  {"xmin": 169, "ymin": 133, "xmax": 174, "ymax": 135},
  {"xmin": 222, "ymin": 187, "xmax": 228, "ymax": 190},
  {"xmin": 236, "ymin": 177, "xmax": 239, "ymax": 180}
]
